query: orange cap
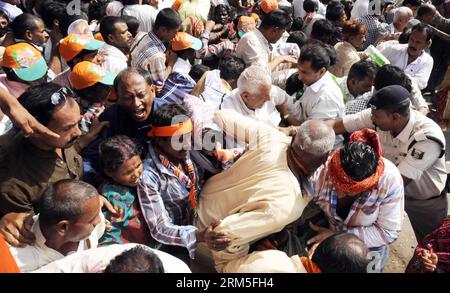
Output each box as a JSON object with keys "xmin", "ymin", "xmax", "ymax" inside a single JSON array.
[
  {"xmin": 1, "ymin": 42, "xmax": 48, "ymax": 82},
  {"xmin": 172, "ymin": 0, "xmax": 184, "ymax": 10},
  {"xmin": 70, "ymin": 61, "xmax": 116, "ymax": 89},
  {"xmin": 261, "ymin": 0, "xmax": 278, "ymax": 14},
  {"xmin": 237, "ymin": 16, "xmax": 256, "ymax": 37},
  {"xmin": 171, "ymin": 32, "xmax": 202, "ymax": 51},
  {"xmin": 59, "ymin": 34, "xmax": 105, "ymax": 62}
]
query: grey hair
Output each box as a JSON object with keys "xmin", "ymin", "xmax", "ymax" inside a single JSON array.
[
  {"xmin": 295, "ymin": 120, "xmax": 335, "ymax": 157},
  {"xmin": 393, "ymin": 7, "xmax": 413, "ymax": 23},
  {"xmin": 237, "ymin": 66, "xmax": 272, "ymax": 96}
]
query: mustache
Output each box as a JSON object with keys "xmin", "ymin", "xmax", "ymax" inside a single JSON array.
[{"xmin": 66, "ymin": 135, "xmax": 80, "ymax": 146}]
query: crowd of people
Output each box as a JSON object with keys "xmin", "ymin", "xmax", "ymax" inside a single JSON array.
[{"xmin": 0, "ymin": 0, "xmax": 449, "ymax": 273}]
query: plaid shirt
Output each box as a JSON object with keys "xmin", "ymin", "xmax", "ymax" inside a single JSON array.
[
  {"xmin": 358, "ymin": 15, "xmax": 389, "ymax": 50},
  {"xmin": 303, "ymin": 158, "xmax": 405, "ymax": 248},
  {"xmin": 130, "ymin": 32, "xmax": 166, "ymax": 83},
  {"xmin": 345, "ymin": 94, "xmax": 371, "ymax": 115},
  {"xmin": 137, "ymin": 143, "xmax": 198, "ymax": 258}
]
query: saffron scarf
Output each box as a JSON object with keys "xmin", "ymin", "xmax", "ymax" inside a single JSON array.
[
  {"xmin": 328, "ymin": 128, "xmax": 384, "ymax": 194},
  {"xmin": 300, "ymin": 256, "xmax": 321, "ymax": 273},
  {"xmin": 159, "ymin": 153, "xmax": 199, "ymax": 209}
]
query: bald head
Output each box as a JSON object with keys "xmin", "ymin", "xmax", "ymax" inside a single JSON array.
[
  {"xmin": 312, "ymin": 233, "xmax": 369, "ymax": 273},
  {"xmin": 293, "ymin": 120, "xmax": 335, "ymax": 158},
  {"xmin": 39, "ymin": 179, "xmax": 99, "ymax": 226}
]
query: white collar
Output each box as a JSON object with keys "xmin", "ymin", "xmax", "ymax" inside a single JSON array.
[
  {"xmin": 308, "ymin": 71, "xmax": 332, "ymax": 93},
  {"xmin": 172, "ymin": 57, "xmax": 192, "ymax": 76},
  {"xmin": 395, "ymin": 110, "xmax": 416, "ymax": 143}
]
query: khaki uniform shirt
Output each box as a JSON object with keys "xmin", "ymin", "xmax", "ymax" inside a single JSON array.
[
  {"xmin": 343, "ymin": 109, "xmax": 446, "ymax": 199},
  {"xmin": 0, "ymin": 135, "xmax": 83, "ymax": 216}
]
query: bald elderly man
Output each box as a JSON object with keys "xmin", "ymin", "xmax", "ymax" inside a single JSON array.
[{"xmin": 195, "ymin": 110, "xmax": 336, "ymax": 272}]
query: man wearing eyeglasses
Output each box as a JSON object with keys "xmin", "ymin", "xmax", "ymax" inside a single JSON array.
[{"xmin": 0, "ymin": 83, "xmax": 83, "ymax": 248}]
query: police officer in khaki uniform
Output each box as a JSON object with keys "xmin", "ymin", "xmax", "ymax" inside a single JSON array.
[{"xmin": 328, "ymin": 85, "xmax": 448, "ymax": 242}]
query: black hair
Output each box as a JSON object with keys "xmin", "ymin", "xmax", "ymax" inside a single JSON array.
[
  {"xmin": 99, "ymin": 135, "xmax": 143, "ymax": 174},
  {"xmin": 39, "ymin": 179, "xmax": 99, "ymax": 226},
  {"xmin": 303, "ymin": 0, "xmax": 318, "ymax": 13},
  {"xmin": 403, "ymin": 0, "xmax": 422, "ymax": 7},
  {"xmin": 19, "ymin": 83, "xmax": 76, "ymax": 126},
  {"xmin": 322, "ymin": 43, "xmax": 337, "ymax": 66},
  {"xmin": 100, "ymin": 16, "xmax": 127, "ymax": 43},
  {"xmin": 341, "ymin": 0, "xmax": 353, "ymax": 20},
  {"xmin": 299, "ymin": 44, "xmax": 331, "ymax": 71},
  {"xmin": 374, "ymin": 64, "xmax": 412, "ymax": 92},
  {"xmin": 286, "ymin": 31, "xmax": 307, "ymax": 49},
  {"xmin": 219, "ymin": 56, "xmax": 246, "ymax": 82},
  {"xmin": 88, "ymin": 0, "xmax": 109, "ymax": 22},
  {"xmin": 11, "ymin": 13, "xmax": 41, "ymax": 39},
  {"xmin": 154, "ymin": 8, "xmax": 182, "ymax": 31},
  {"xmin": 189, "ymin": 64, "xmax": 210, "ymax": 82},
  {"xmin": 213, "ymin": 4, "xmax": 231, "ymax": 23},
  {"xmin": 39, "ymin": 0, "xmax": 66, "ymax": 29},
  {"xmin": 417, "ymin": 4, "xmax": 435, "ymax": 18},
  {"xmin": 311, "ymin": 19, "xmax": 335, "ymax": 40},
  {"xmin": 121, "ymin": 0, "xmax": 139, "ymax": 5},
  {"xmin": 104, "ymin": 246, "xmax": 165, "ymax": 273},
  {"xmin": 340, "ymin": 141, "xmax": 378, "ymax": 181},
  {"xmin": 151, "ymin": 103, "xmax": 191, "ymax": 127},
  {"xmin": 66, "ymin": 49, "xmax": 99, "ymax": 68},
  {"xmin": 326, "ymin": 0, "xmax": 345, "ymax": 22},
  {"xmin": 291, "ymin": 17, "xmax": 304, "ymax": 31},
  {"xmin": 121, "ymin": 15, "xmax": 139, "ymax": 37},
  {"xmin": 411, "ymin": 22, "xmax": 433, "ymax": 41},
  {"xmin": 259, "ymin": 9, "xmax": 292, "ymax": 30},
  {"xmin": 114, "ymin": 67, "xmax": 154, "ymax": 94},
  {"xmin": 348, "ymin": 60, "xmax": 377, "ymax": 82},
  {"xmin": 285, "ymin": 72, "xmax": 304, "ymax": 96},
  {"xmin": 59, "ymin": 13, "xmax": 88, "ymax": 37},
  {"xmin": 74, "ymin": 82, "xmax": 112, "ymax": 103},
  {"xmin": 312, "ymin": 233, "xmax": 369, "ymax": 273},
  {"xmin": 398, "ymin": 28, "xmax": 411, "ymax": 44}
]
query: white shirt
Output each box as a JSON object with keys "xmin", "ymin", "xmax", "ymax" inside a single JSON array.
[
  {"xmin": 172, "ymin": 57, "xmax": 192, "ymax": 76},
  {"xmin": 221, "ymin": 86, "xmax": 287, "ymax": 128},
  {"xmin": 0, "ymin": 1, "xmax": 23, "ymax": 21},
  {"xmin": 31, "ymin": 243, "xmax": 192, "ymax": 273},
  {"xmin": 119, "ymin": 4, "xmax": 157, "ymax": 33},
  {"xmin": 378, "ymin": 42, "xmax": 434, "ymax": 90},
  {"xmin": 9, "ymin": 214, "xmax": 105, "ymax": 272},
  {"xmin": 100, "ymin": 43, "xmax": 128, "ymax": 75},
  {"xmin": 343, "ymin": 109, "xmax": 447, "ymax": 198},
  {"xmin": 236, "ymin": 29, "xmax": 272, "ymax": 70},
  {"xmin": 293, "ymin": 71, "xmax": 345, "ymax": 123},
  {"xmin": 351, "ymin": 0, "xmax": 369, "ymax": 19}
]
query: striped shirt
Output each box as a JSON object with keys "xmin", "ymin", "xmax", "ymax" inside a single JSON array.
[
  {"xmin": 303, "ymin": 158, "xmax": 405, "ymax": 248},
  {"xmin": 137, "ymin": 143, "xmax": 198, "ymax": 258},
  {"xmin": 130, "ymin": 32, "xmax": 166, "ymax": 83}
]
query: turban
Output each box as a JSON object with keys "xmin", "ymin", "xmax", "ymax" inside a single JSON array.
[{"xmin": 328, "ymin": 128, "xmax": 384, "ymax": 194}]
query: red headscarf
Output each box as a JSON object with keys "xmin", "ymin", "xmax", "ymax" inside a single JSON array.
[{"xmin": 328, "ymin": 128, "xmax": 384, "ymax": 194}]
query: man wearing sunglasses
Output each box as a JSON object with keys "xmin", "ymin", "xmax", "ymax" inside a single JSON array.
[{"xmin": 0, "ymin": 83, "xmax": 83, "ymax": 248}]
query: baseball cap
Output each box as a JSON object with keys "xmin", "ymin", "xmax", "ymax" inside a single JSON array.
[
  {"xmin": 70, "ymin": 61, "xmax": 116, "ymax": 90},
  {"xmin": 261, "ymin": 0, "xmax": 279, "ymax": 14},
  {"xmin": 1, "ymin": 43, "xmax": 48, "ymax": 82},
  {"xmin": 171, "ymin": 32, "xmax": 202, "ymax": 51},
  {"xmin": 368, "ymin": 85, "xmax": 411, "ymax": 111},
  {"xmin": 237, "ymin": 16, "xmax": 256, "ymax": 38},
  {"xmin": 59, "ymin": 34, "xmax": 105, "ymax": 62}
]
